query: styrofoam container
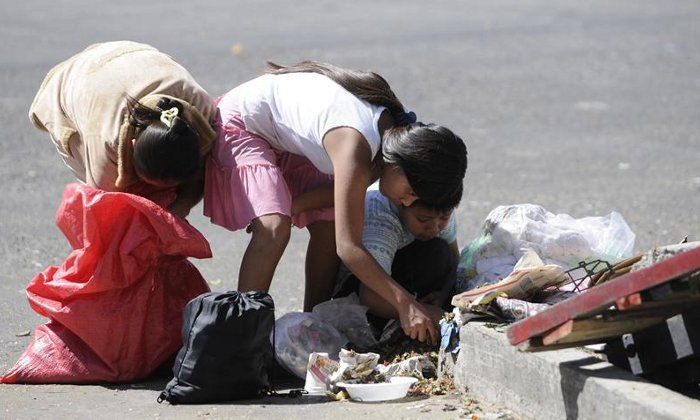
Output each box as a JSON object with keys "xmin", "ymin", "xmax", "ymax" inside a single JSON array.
[{"xmin": 336, "ymin": 376, "xmax": 418, "ymax": 402}]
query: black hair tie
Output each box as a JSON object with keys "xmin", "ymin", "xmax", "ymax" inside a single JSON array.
[{"xmin": 394, "ymin": 111, "xmax": 417, "ymax": 126}]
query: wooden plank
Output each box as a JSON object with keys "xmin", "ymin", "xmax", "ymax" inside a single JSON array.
[
  {"xmin": 567, "ymin": 277, "xmax": 698, "ymax": 318},
  {"xmin": 506, "ymin": 247, "xmax": 700, "ymax": 346},
  {"xmin": 540, "ymin": 319, "xmax": 575, "ymax": 346},
  {"xmin": 519, "ymin": 296, "xmax": 700, "ymax": 351},
  {"xmin": 541, "ymin": 316, "xmax": 665, "ymax": 346},
  {"xmin": 518, "ymin": 337, "xmax": 607, "ymax": 352},
  {"xmin": 518, "ymin": 316, "xmax": 667, "ymax": 352},
  {"xmin": 520, "ymin": 337, "xmax": 614, "ymax": 352},
  {"xmin": 610, "ymin": 294, "xmax": 700, "ymax": 315}
]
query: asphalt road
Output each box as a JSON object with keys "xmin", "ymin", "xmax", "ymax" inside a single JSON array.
[{"xmin": 1, "ymin": 1, "xmax": 698, "ymax": 418}]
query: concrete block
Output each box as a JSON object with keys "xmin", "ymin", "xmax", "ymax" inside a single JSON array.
[{"xmin": 454, "ymin": 322, "xmax": 700, "ymax": 420}]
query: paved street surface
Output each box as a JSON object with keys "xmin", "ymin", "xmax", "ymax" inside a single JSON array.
[{"xmin": 1, "ymin": 1, "xmax": 698, "ymax": 418}]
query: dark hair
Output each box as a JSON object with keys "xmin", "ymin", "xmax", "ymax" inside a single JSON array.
[
  {"xmin": 266, "ymin": 61, "xmax": 408, "ymax": 121},
  {"xmin": 410, "ymin": 190, "xmax": 462, "ymax": 214},
  {"xmin": 127, "ymin": 96, "xmax": 201, "ymax": 183},
  {"xmin": 382, "ymin": 123, "xmax": 467, "ymax": 209}
]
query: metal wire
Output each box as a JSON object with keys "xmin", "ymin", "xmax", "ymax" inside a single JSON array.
[{"xmin": 561, "ymin": 259, "xmax": 613, "ymax": 293}]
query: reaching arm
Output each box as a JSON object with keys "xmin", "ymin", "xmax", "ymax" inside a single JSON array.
[
  {"xmin": 291, "ymin": 181, "xmax": 334, "ymax": 216},
  {"xmin": 324, "ymin": 127, "xmax": 438, "ymax": 343}
]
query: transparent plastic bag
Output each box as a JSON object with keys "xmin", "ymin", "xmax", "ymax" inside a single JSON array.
[
  {"xmin": 456, "ymin": 204, "xmax": 635, "ymax": 293},
  {"xmin": 273, "ymin": 312, "xmax": 347, "ymax": 379},
  {"xmin": 311, "ymin": 294, "xmax": 378, "ymax": 350}
]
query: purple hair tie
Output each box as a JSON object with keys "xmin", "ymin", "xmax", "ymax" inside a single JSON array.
[{"xmin": 395, "ymin": 110, "xmax": 417, "ymax": 126}]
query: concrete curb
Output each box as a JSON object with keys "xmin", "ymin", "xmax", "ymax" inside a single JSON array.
[{"xmin": 453, "ymin": 322, "xmax": 700, "ymax": 420}]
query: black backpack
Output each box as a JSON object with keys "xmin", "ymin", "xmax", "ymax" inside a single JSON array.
[{"xmin": 158, "ymin": 291, "xmax": 275, "ymax": 404}]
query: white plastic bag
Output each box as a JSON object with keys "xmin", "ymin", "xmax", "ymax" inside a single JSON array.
[
  {"xmin": 273, "ymin": 312, "xmax": 347, "ymax": 379},
  {"xmin": 311, "ymin": 294, "xmax": 378, "ymax": 350},
  {"xmin": 456, "ymin": 204, "xmax": 635, "ymax": 293}
]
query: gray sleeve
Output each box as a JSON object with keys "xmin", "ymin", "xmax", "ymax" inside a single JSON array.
[{"xmin": 362, "ymin": 195, "xmax": 405, "ymax": 274}]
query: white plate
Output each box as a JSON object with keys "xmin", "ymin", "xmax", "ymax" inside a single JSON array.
[{"xmin": 336, "ymin": 376, "xmax": 418, "ymax": 402}]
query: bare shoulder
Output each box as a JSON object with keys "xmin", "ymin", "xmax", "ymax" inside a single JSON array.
[{"xmin": 322, "ymin": 126, "xmax": 372, "ymax": 159}]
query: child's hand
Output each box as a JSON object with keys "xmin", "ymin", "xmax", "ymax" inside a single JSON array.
[
  {"xmin": 421, "ymin": 303, "xmax": 446, "ymax": 325},
  {"xmin": 399, "ymin": 300, "xmax": 438, "ymax": 344}
]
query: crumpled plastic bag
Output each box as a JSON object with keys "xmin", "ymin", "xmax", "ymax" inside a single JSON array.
[
  {"xmin": 329, "ymin": 349, "xmax": 380, "ymax": 383},
  {"xmin": 311, "ymin": 294, "xmax": 378, "ymax": 350},
  {"xmin": 377, "ymin": 355, "xmax": 435, "ymax": 379},
  {"xmin": 273, "ymin": 312, "xmax": 347, "ymax": 379},
  {"xmin": 0, "ymin": 183, "xmax": 211, "ymax": 384},
  {"xmin": 456, "ymin": 204, "xmax": 635, "ymax": 293},
  {"xmin": 439, "ymin": 315, "xmax": 461, "ymax": 355}
]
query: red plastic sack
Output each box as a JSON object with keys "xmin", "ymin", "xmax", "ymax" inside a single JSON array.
[{"xmin": 1, "ymin": 183, "xmax": 211, "ymax": 383}]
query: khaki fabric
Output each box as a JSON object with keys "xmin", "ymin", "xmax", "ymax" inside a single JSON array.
[{"xmin": 29, "ymin": 41, "xmax": 216, "ymax": 191}]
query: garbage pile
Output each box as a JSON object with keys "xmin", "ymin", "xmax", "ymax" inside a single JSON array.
[
  {"xmin": 270, "ymin": 204, "xmax": 645, "ymax": 401},
  {"xmin": 305, "ymin": 348, "xmax": 439, "ymax": 401},
  {"xmin": 451, "ymin": 204, "xmax": 637, "ymax": 321},
  {"xmin": 273, "ymin": 294, "xmax": 458, "ymax": 401},
  {"xmin": 450, "ymin": 204, "xmax": 699, "ymax": 392}
]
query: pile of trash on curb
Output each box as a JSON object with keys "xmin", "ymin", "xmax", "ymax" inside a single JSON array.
[
  {"xmin": 273, "ymin": 294, "xmax": 459, "ymax": 401},
  {"xmin": 277, "ymin": 203, "xmax": 698, "ymax": 398},
  {"xmin": 447, "ymin": 204, "xmax": 699, "ymax": 394},
  {"xmin": 272, "ymin": 203, "xmax": 648, "ymax": 401},
  {"xmin": 452, "ymin": 203, "xmax": 636, "ymax": 315}
]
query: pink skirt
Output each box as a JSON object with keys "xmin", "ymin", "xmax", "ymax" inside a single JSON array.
[{"xmin": 203, "ymin": 114, "xmax": 334, "ymax": 232}]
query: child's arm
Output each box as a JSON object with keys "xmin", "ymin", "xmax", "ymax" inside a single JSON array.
[
  {"xmin": 291, "ymin": 181, "xmax": 334, "ymax": 216},
  {"xmin": 360, "ymin": 286, "xmax": 446, "ymax": 325},
  {"xmin": 324, "ymin": 127, "xmax": 438, "ymax": 344}
]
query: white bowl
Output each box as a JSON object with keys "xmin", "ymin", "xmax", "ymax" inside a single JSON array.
[{"xmin": 336, "ymin": 376, "xmax": 418, "ymax": 402}]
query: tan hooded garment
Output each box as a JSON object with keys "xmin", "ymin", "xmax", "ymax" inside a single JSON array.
[{"xmin": 28, "ymin": 41, "xmax": 217, "ymax": 191}]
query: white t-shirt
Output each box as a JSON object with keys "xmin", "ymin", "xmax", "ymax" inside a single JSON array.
[{"xmin": 223, "ymin": 72, "xmax": 386, "ymax": 174}]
